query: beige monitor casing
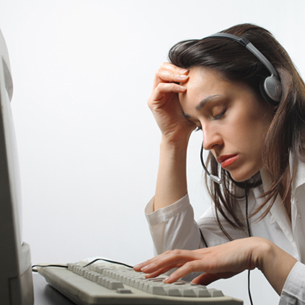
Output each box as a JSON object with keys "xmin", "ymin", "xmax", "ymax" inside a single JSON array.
[{"xmin": 0, "ymin": 29, "xmax": 34, "ymax": 305}]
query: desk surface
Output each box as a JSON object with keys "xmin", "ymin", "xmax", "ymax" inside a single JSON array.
[{"xmin": 33, "ymin": 273, "xmax": 75, "ymax": 305}]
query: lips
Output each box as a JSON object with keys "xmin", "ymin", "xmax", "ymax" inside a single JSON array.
[{"xmin": 217, "ymin": 154, "xmax": 239, "ymax": 168}]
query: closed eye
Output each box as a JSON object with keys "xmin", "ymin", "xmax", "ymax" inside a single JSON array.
[{"xmin": 213, "ymin": 109, "xmax": 226, "ymax": 120}]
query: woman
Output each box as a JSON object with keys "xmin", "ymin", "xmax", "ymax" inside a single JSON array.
[{"xmin": 133, "ymin": 24, "xmax": 305, "ymax": 304}]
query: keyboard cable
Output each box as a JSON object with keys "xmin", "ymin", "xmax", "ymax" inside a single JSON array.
[{"xmin": 198, "ymin": 183, "xmax": 254, "ymax": 305}]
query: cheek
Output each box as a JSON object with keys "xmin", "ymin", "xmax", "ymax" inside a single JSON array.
[
  {"xmin": 225, "ymin": 111, "xmax": 251, "ymax": 138},
  {"xmin": 225, "ymin": 112, "xmax": 264, "ymax": 151}
]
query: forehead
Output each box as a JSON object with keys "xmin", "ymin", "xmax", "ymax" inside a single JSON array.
[
  {"xmin": 183, "ymin": 66, "xmax": 225, "ymax": 88},
  {"xmin": 179, "ymin": 67, "xmax": 229, "ymax": 105},
  {"xmin": 179, "ymin": 66, "xmax": 260, "ymax": 111}
]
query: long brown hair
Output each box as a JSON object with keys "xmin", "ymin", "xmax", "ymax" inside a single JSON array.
[{"xmin": 168, "ymin": 24, "xmax": 305, "ymax": 238}]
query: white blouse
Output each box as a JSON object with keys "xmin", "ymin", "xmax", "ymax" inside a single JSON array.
[{"xmin": 145, "ymin": 158, "xmax": 305, "ymax": 304}]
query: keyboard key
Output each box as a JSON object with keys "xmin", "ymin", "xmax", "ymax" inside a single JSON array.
[
  {"xmin": 148, "ymin": 285, "xmax": 166, "ymax": 295},
  {"xmin": 108, "ymin": 279, "xmax": 124, "ymax": 290},
  {"xmin": 180, "ymin": 288, "xmax": 197, "ymax": 297},
  {"xmin": 116, "ymin": 288, "xmax": 132, "ymax": 294},
  {"xmin": 208, "ymin": 288, "xmax": 225, "ymax": 297},
  {"xmin": 164, "ymin": 287, "xmax": 181, "ymax": 297},
  {"xmin": 193, "ymin": 287, "xmax": 211, "ymax": 297}
]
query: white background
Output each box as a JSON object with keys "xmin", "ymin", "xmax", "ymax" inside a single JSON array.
[{"xmin": 1, "ymin": 1, "xmax": 305, "ymax": 304}]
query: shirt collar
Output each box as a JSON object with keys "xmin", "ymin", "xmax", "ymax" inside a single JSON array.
[
  {"xmin": 260, "ymin": 167, "xmax": 293, "ymax": 234},
  {"xmin": 260, "ymin": 154, "xmax": 305, "ymax": 194}
]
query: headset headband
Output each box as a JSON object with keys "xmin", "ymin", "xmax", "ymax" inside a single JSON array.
[{"xmin": 206, "ymin": 33, "xmax": 282, "ymax": 104}]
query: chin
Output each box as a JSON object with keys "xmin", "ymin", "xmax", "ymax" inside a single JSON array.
[
  {"xmin": 230, "ymin": 176, "xmax": 248, "ymax": 183},
  {"xmin": 227, "ymin": 168, "xmax": 260, "ymax": 183}
]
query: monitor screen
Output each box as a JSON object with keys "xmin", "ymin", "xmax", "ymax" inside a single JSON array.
[{"xmin": 0, "ymin": 29, "xmax": 34, "ymax": 305}]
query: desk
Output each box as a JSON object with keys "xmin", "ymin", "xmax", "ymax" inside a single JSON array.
[{"xmin": 33, "ymin": 273, "xmax": 75, "ymax": 305}]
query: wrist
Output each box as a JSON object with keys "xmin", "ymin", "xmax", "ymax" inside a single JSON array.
[
  {"xmin": 252, "ymin": 237, "xmax": 274, "ymax": 271},
  {"xmin": 252, "ymin": 237, "xmax": 297, "ymax": 295},
  {"xmin": 159, "ymin": 138, "xmax": 189, "ymax": 166},
  {"xmin": 160, "ymin": 133, "xmax": 190, "ymax": 151}
]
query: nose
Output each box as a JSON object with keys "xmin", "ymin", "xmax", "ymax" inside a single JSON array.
[{"xmin": 202, "ymin": 124, "xmax": 223, "ymax": 151}]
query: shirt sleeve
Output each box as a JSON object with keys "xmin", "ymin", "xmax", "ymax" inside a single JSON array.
[
  {"xmin": 145, "ymin": 194, "xmax": 203, "ymax": 255},
  {"xmin": 145, "ymin": 193, "xmax": 249, "ymax": 254},
  {"xmin": 279, "ymin": 261, "xmax": 305, "ymax": 305}
]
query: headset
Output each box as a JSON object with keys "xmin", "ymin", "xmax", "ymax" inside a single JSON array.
[{"xmin": 200, "ymin": 32, "xmax": 282, "ymax": 184}]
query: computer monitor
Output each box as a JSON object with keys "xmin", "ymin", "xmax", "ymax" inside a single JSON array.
[{"xmin": 0, "ymin": 29, "xmax": 34, "ymax": 305}]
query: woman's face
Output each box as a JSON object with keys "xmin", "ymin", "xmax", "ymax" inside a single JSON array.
[{"xmin": 179, "ymin": 66, "xmax": 274, "ymax": 182}]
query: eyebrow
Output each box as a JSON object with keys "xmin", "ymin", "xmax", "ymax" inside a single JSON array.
[
  {"xmin": 182, "ymin": 94, "xmax": 223, "ymax": 119},
  {"xmin": 195, "ymin": 94, "xmax": 222, "ymax": 111}
]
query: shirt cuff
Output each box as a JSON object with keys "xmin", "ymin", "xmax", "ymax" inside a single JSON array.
[
  {"xmin": 279, "ymin": 261, "xmax": 305, "ymax": 304},
  {"xmin": 145, "ymin": 194, "xmax": 190, "ymax": 226}
]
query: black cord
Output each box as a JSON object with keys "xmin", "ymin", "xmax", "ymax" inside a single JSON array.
[
  {"xmin": 32, "ymin": 258, "xmax": 133, "ymax": 273},
  {"xmin": 248, "ymin": 270, "xmax": 253, "ymax": 305},
  {"xmin": 245, "ymin": 185, "xmax": 252, "ymax": 237},
  {"xmin": 83, "ymin": 258, "xmax": 133, "ymax": 269},
  {"xmin": 245, "ymin": 185, "xmax": 254, "ymax": 305},
  {"xmin": 199, "ymin": 228, "xmax": 208, "ymax": 248},
  {"xmin": 32, "ymin": 264, "xmax": 68, "ymax": 272},
  {"xmin": 200, "ymin": 143, "xmax": 210, "ymax": 177}
]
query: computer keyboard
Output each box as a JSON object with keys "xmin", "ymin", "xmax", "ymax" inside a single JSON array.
[{"xmin": 37, "ymin": 261, "xmax": 243, "ymax": 304}]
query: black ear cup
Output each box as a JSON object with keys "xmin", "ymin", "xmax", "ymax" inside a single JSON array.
[
  {"xmin": 259, "ymin": 76, "xmax": 282, "ymax": 106},
  {"xmin": 259, "ymin": 79, "xmax": 276, "ymax": 106},
  {"xmin": 264, "ymin": 76, "xmax": 282, "ymax": 105}
]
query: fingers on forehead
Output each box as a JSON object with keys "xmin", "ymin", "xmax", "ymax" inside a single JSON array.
[{"xmin": 160, "ymin": 62, "xmax": 188, "ymax": 74}]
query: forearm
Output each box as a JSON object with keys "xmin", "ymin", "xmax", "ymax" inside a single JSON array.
[{"xmin": 153, "ymin": 138, "xmax": 189, "ymax": 211}]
